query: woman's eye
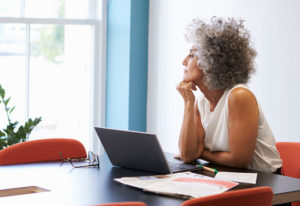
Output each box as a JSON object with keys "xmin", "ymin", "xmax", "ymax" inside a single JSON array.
[{"xmin": 189, "ymin": 53, "xmax": 194, "ymax": 58}]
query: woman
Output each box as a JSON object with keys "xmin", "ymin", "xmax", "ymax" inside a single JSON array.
[{"xmin": 177, "ymin": 17, "xmax": 282, "ymax": 173}]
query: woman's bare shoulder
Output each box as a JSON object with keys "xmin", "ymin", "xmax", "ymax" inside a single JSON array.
[{"xmin": 228, "ymin": 87, "xmax": 257, "ymax": 108}]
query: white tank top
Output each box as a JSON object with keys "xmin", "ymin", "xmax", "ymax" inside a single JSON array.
[{"xmin": 197, "ymin": 84, "xmax": 282, "ymax": 172}]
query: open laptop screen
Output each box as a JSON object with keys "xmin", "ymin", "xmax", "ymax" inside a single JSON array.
[{"xmin": 94, "ymin": 127, "xmax": 199, "ymax": 174}]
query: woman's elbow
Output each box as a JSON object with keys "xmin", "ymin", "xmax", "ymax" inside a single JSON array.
[
  {"xmin": 181, "ymin": 156, "xmax": 196, "ymax": 163},
  {"xmin": 180, "ymin": 151, "xmax": 199, "ymax": 163},
  {"xmin": 179, "ymin": 144, "xmax": 203, "ymax": 163},
  {"xmin": 232, "ymin": 155, "xmax": 252, "ymax": 168}
]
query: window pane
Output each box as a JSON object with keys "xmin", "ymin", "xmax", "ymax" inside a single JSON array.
[
  {"xmin": 65, "ymin": 0, "xmax": 90, "ymax": 19},
  {"xmin": 25, "ymin": 0, "xmax": 90, "ymax": 19},
  {"xmin": 29, "ymin": 24, "xmax": 92, "ymax": 148},
  {"xmin": 25, "ymin": 0, "xmax": 65, "ymax": 18},
  {"xmin": 0, "ymin": 24, "xmax": 26, "ymax": 127},
  {"xmin": 0, "ymin": 0, "xmax": 21, "ymax": 17}
]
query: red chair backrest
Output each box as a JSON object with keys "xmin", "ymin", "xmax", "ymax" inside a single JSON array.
[
  {"xmin": 181, "ymin": 187, "xmax": 273, "ymax": 206},
  {"xmin": 0, "ymin": 138, "xmax": 87, "ymax": 165},
  {"xmin": 276, "ymin": 142, "xmax": 300, "ymax": 178},
  {"xmin": 94, "ymin": 202, "xmax": 147, "ymax": 206},
  {"xmin": 276, "ymin": 142, "xmax": 300, "ymax": 206}
]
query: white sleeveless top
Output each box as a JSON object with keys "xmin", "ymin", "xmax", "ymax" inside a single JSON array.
[{"xmin": 197, "ymin": 84, "xmax": 282, "ymax": 172}]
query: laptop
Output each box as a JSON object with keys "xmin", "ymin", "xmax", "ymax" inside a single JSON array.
[{"xmin": 94, "ymin": 127, "xmax": 200, "ymax": 174}]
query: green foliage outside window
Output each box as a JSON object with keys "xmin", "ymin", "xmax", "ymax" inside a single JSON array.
[
  {"xmin": 31, "ymin": 0, "xmax": 65, "ymax": 64},
  {"xmin": 31, "ymin": 25, "xmax": 64, "ymax": 64}
]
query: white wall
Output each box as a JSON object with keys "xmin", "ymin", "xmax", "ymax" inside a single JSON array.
[{"xmin": 147, "ymin": 0, "xmax": 300, "ymax": 154}]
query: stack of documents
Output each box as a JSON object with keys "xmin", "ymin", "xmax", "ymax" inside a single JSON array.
[{"xmin": 115, "ymin": 172, "xmax": 238, "ymax": 199}]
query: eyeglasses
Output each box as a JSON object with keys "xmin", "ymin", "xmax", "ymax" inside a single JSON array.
[{"xmin": 59, "ymin": 151, "xmax": 100, "ymax": 168}]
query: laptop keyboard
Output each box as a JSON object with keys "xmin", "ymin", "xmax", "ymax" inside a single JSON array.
[{"xmin": 168, "ymin": 162, "xmax": 192, "ymax": 172}]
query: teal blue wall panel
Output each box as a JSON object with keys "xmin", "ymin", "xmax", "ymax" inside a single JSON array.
[
  {"xmin": 128, "ymin": 0, "xmax": 149, "ymax": 131},
  {"xmin": 106, "ymin": 0, "xmax": 149, "ymax": 131},
  {"xmin": 106, "ymin": 0, "xmax": 131, "ymax": 129}
]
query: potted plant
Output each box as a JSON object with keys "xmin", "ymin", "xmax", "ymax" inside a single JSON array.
[{"xmin": 0, "ymin": 84, "xmax": 42, "ymax": 150}]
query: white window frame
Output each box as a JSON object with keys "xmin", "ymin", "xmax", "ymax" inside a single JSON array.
[{"xmin": 0, "ymin": 0, "xmax": 107, "ymax": 153}]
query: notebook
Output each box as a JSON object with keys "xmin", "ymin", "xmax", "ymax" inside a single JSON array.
[{"xmin": 94, "ymin": 127, "xmax": 199, "ymax": 174}]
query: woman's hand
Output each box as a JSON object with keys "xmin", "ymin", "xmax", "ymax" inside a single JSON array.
[{"xmin": 176, "ymin": 81, "xmax": 197, "ymax": 104}]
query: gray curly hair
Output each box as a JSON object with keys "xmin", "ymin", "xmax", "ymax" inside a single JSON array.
[{"xmin": 184, "ymin": 17, "xmax": 257, "ymax": 90}]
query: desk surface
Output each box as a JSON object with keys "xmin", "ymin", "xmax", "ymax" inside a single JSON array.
[{"xmin": 0, "ymin": 154, "xmax": 300, "ymax": 206}]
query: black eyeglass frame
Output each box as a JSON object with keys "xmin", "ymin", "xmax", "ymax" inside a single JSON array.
[{"xmin": 59, "ymin": 151, "xmax": 100, "ymax": 168}]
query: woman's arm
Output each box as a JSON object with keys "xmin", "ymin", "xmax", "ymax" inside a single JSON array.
[
  {"xmin": 177, "ymin": 82, "xmax": 205, "ymax": 163},
  {"xmin": 202, "ymin": 88, "xmax": 259, "ymax": 168}
]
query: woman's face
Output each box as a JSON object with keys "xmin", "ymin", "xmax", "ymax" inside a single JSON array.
[{"xmin": 182, "ymin": 48, "xmax": 204, "ymax": 83}]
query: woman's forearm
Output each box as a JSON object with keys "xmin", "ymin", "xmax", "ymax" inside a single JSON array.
[
  {"xmin": 179, "ymin": 102, "xmax": 204, "ymax": 163},
  {"xmin": 202, "ymin": 149, "xmax": 250, "ymax": 168}
]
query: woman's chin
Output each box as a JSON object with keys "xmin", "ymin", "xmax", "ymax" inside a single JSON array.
[{"xmin": 183, "ymin": 77, "xmax": 191, "ymax": 82}]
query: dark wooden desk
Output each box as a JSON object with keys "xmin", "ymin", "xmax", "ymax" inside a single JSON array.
[
  {"xmin": 197, "ymin": 161, "xmax": 300, "ymax": 205},
  {"xmin": 0, "ymin": 154, "xmax": 299, "ymax": 206}
]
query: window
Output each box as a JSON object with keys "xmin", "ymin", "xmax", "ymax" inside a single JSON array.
[{"xmin": 0, "ymin": 0, "xmax": 104, "ymax": 150}]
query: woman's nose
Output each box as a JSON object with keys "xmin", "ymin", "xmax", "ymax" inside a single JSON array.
[{"xmin": 182, "ymin": 56, "xmax": 188, "ymax": 66}]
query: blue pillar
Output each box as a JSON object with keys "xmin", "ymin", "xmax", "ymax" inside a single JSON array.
[{"xmin": 106, "ymin": 0, "xmax": 149, "ymax": 131}]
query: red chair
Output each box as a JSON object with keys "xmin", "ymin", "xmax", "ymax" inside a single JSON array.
[
  {"xmin": 181, "ymin": 187, "xmax": 273, "ymax": 206},
  {"xmin": 94, "ymin": 202, "xmax": 147, "ymax": 206},
  {"xmin": 0, "ymin": 138, "xmax": 87, "ymax": 165},
  {"xmin": 276, "ymin": 142, "xmax": 300, "ymax": 178},
  {"xmin": 276, "ymin": 142, "xmax": 300, "ymax": 206}
]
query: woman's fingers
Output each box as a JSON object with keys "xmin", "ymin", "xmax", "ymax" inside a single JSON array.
[
  {"xmin": 177, "ymin": 81, "xmax": 196, "ymax": 103},
  {"xmin": 189, "ymin": 82, "xmax": 197, "ymax": 91},
  {"xmin": 177, "ymin": 81, "xmax": 195, "ymax": 91}
]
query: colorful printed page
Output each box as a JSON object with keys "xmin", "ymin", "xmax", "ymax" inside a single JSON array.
[{"xmin": 115, "ymin": 172, "xmax": 238, "ymax": 198}]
